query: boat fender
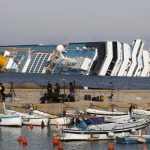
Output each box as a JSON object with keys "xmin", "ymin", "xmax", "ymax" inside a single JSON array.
[
  {"xmin": 107, "ymin": 131, "xmax": 114, "ymax": 137},
  {"xmin": 138, "ymin": 137, "xmax": 146, "ymax": 143},
  {"xmin": 108, "ymin": 142, "xmax": 114, "ymax": 150}
]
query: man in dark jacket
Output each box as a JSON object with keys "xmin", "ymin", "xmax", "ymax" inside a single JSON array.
[
  {"xmin": 68, "ymin": 82, "xmax": 75, "ymax": 102},
  {"xmin": 47, "ymin": 81, "xmax": 53, "ymax": 103},
  {"xmin": 0, "ymin": 83, "xmax": 5, "ymax": 102}
]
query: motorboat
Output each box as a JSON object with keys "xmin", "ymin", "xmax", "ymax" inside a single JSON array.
[
  {"xmin": 0, "ymin": 114, "xmax": 22, "ymax": 127},
  {"xmin": 2, "ymin": 103, "xmax": 49, "ymax": 126},
  {"xmin": 60, "ymin": 117, "xmax": 150, "ymax": 141},
  {"xmin": 32, "ymin": 109, "xmax": 72, "ymax": 125},
  {"xmin": 132, "ymin": 109, "xmax": 150, "ymax": 116},
  {"xmin": 104, "ymin": 115, "xmax": 131, "ymax": 124},
  {"xmin": 86, "ymin": 108, "xmax": 128, "ymax": 116}
]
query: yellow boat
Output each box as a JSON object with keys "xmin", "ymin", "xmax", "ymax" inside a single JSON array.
[{"xmin": 0, "ymin": 55, "xmax": 7, "ymax": 68}]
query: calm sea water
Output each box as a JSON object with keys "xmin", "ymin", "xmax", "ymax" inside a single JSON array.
[
  {"xmin": 0, "ymin": 126, "xmax": 150, "ymax": 150},
  {"xmin": 0, "ymin": 72, "xmax": 150, "ymax": 90}
]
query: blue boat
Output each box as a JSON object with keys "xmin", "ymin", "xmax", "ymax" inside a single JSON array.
[
  {"xmin": 75, "ymin": 116, "xmax": 105, "ymax": 130},
  {"xmin": 116, "ymin": 135, "xmax": 150, "ymax": 144}
]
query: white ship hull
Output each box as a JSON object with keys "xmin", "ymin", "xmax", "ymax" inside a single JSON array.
[
  {"xmin": 99, "ymin": 41, "xmax": 113, "ymax": 76},
  {"xmin": 127, "ymin": 39, "xmax": 144, "ymax": 76},
  {"xmin": 0, "ymin": 38, "xmax": 149, "ymax": 77},
  {"xmin": 117, "ymin": 43, "xmax": 131, "ymax": 76}
]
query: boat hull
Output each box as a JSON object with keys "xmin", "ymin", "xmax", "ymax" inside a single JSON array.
[
  {"xmin": 49, "ymin": 117, "xmax": 72, "ymax": 125},
  {"xmin": 116, "ymin": 135, "xmax": 150, "ymax": 144},
  {"xmin": 33, "ymin": 109, "xmax": 72, "ymax": 125},
  {"xmin": 61, "ymin": 117, "xmax": 150, "ymax": 141},
  {"xmin": 61, "ymin": 132, "xmax": 130, "ymax": 141},
  {"xmin": 104, "ymin": 115, "xmax": 130, "ymax": 123},
  {"xmin": 22, "ymin": 116, "xmax": 49, "ymax": 126},
  {"xmin": 86, "ymin": 108, "xmax": 128, "ymax": 116},
  {"xmin": 0, "ymin": 114, "xmax": 22, "ymax": 127},
  {"xmin": 3, "ymin": 103, "xmax": 49, "ymax": 126},
  {"xmin": 133, "ymin": 109, "xmax": 150, "ymax": 116}
]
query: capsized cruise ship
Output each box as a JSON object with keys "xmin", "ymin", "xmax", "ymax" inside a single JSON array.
[{"xmin": 0, "ymin": 39, "xmax": 149, "ymax": 77}]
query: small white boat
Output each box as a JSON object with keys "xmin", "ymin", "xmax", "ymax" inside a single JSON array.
[
  {"xmin": 22, "ymin": 115, "xmax": 49, "ymax": 126},
  {"xmin": 2, "ymin": 103, "xmax": 49, "ymax": 126},
  {"xmin": 132, "ymin": 109, "xmax": 150, "ymax": 116},
  {"xmin": 49, "ymin": 116, "xmax": 72, "ymax": 125},
  {"xmin": 86, "ymin": 108, "xmax": 128, "ymax": 116},
  {"xmin": 32, "ymin": 110, "xmax": 55, "ymax": 118},
  {"xmin": 61, "ymin": 131, "xmax": 130, "ymax": 141},
  {"xmin": 61, "ymin": 117, "xmax": 150, "ymax": 141},
  {"xmin": 32, "ymin": 109, "xmax": 72, "ymax": 125},
  {"xmin": 104, "ymin": 115, "xmax": 131, "ymax": 123},
  {"xmin": 0, "ymin": 114, "xmax": 22, "ymax": 127}
]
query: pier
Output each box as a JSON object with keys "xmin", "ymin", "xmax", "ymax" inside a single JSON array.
[{"xmin": 1, "ymin": 83, "xmax": 150, "ymax": 115}]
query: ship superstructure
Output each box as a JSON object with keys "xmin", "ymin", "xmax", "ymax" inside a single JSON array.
[
  {"xmin": 0, "ymin": 39, "xmax": 149, "ymax": 77},
  {"xmin": 117, "ymin": 43, "xmax": 132, "ymax": 76},
  {"xmin": 127, "ymin": 39, "xmax": 144, "ymax": 76}
]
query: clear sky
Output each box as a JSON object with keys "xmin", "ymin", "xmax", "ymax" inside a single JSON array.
[{"xmin": 0, "ymin": 0, "xmax": 150, "ymax": 48}]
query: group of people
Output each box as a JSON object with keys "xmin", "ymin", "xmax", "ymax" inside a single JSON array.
[
  {"xmin": 40, "ymin": 81, "xmax": 75, "ymax": 103},
  {"xmin": 47, "ymin": 82, "xmax": 60, "ymax": 96}
]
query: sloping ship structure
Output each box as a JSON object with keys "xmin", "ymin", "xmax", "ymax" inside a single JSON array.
[{"xmin": 0, "ymin": 39, "xmax": 149, "ymax": 77}]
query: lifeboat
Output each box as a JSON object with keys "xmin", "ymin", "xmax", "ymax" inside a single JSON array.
[{"xmin": 0, "ymin": 55, "xmax": 7, "ymax": 68}]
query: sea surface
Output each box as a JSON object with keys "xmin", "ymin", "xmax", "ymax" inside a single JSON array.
[
  {"xmin": 0, "ymin": 72, "xmax": 150, "ymax": 90},
  {"xmin": 0, "ymin": 126, "xmax": 150, "ymax": 150}
]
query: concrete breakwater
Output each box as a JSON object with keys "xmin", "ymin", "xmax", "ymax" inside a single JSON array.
[
  {"xmin": 4, "ymin": 88, "xmax": 150, "ymax": 103},
  {"xmin": 1, "ymin": 86, "xmax": 150, "ymax": 115}
]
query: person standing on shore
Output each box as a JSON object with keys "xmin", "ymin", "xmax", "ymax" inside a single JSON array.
[
  {"xmin": 54, "ymin": 82, "xmax": 60, "ymax": 95},
  {"xmin": 53, "ymin": 82, "xmax": 60, "ymax": 102},
  {"xmin": 68, "ymin": 82, "xmax": 75, "ymax": 102},
  {"xmin": 0, "ymin": 83, "xmax": 5, "ymax": 102},
  {"xmin": 47, "ymin": 81, "xmax": 53, "ymax": 103}
]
